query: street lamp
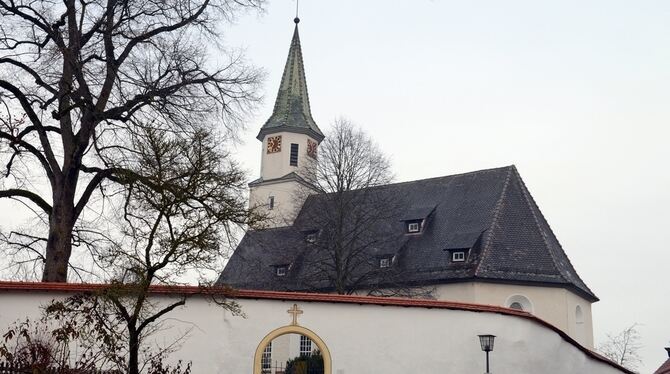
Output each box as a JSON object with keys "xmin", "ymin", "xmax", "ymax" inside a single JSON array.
[{"xmin": 478, "ymin": 334, "xmax": 496, "ymax": 373}]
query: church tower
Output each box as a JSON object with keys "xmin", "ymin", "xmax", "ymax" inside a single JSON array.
[{"xmin": 249, "ymin": 18, "xmax": 324, "ymax": 227}]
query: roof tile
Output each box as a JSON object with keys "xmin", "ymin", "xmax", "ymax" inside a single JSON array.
[{"xmin": 220, "ymin": 166, "xmax": 597, "ymax": 301}]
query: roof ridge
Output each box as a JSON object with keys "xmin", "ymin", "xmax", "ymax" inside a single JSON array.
[
  {"xmin": 293, "ymin": 25, "xmax": 313, "ymax": 122},
  {"xmin": 391, "ymin": 165, "xmax": 514, "ymax": 187},
  {"xmin": 510, "ymin": 166, "xmax": 565, "ymax": 282},
  {"xmin": 247, "ymin": 225, "xmax": 299, "ymax": 234},
  {"xmin": 474, "ymin": 166, "xmax": 514, "ymax": 277},
  {"xmin": 512, "ymin": 167, "xmax": 596, "ymax": 300},
  {"xmin": 315, "ymin": 165, "xmax": 515, "ymax": 195}
]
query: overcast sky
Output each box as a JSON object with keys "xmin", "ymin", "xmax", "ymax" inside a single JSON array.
[{"xmin": 220, "ymin": 1, "xmax": 670, "ymax": 371}]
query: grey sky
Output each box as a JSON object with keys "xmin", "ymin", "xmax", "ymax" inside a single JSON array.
[{"xmin": 223, "ymin": 1, "xmax": 670, "ymax": 372}]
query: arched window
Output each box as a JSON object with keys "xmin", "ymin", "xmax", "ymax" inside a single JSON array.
[
  {"xmin": 575, "ymin": 305, "xmax": 584, "ymax": 324},
  {"xmin": 505, "ymin": 295, "xmax": 533, "ymax": 313},
  {"xmin": 509, "ymin": 302, "xmax": 524, "ymax": 310},
  {"xmin": 254, "ymin": 325, "xmax": 332, "ymax": 374}
]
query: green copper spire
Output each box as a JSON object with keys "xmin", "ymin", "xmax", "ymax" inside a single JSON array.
[{"xmin": 257, "ymin": 19, "xmax": 324, "ymax": 142}]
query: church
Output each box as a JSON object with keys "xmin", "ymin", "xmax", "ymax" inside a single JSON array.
[
  {"xmin": 219, "ymin": 16, "xmax": 597, "ymax": 353},
  {"xmin": 0, "ymin": 18, "xmax": 634, "ymax": 374}
]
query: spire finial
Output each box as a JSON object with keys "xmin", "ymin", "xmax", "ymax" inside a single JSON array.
[{"xmin": 294, "ymin": 0, "xmax": 300, "ymax": 24}]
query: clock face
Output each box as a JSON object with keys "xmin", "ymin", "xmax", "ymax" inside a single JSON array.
[
  {"xmin": 267, "ymin": 135, "xmax": 282, "ymax": 154},
  {"xmin": 307, "ymin": 139, "xmax": 318, "ymax": 159}
]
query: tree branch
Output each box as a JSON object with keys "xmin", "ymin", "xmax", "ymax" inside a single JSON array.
[
  {"xmin": 0, "ymin": 129, "xmax": 57, "ymax": 184},
  {"xmin": 0, "ymin": 80, "xmax": 61, "ymax": 180},
  {"xmin": 0, "ymin": 189, "xmax": 52, "ymax": 215},
  {"xmin": 137, "ymin": 298, "xmax": 186, "ymax": 334},
  {"xmin": 0, "ymin": 58, "xmax": 58, "ymax": 95}
]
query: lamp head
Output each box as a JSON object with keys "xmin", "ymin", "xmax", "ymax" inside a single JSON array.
[{"xmin": 478, "ymin": 334, "xmax": 496, "ymax": 352}]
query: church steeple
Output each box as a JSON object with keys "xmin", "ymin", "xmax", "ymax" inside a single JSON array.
[
  {"xmin": 256, "ymin": 18, "xmax": 324, "ymax": 142},
  {"xmin": 250, "ymin": 18, "xmax": 323, "ymax": 228}
]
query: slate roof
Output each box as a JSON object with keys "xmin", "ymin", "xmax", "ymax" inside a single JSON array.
[
  {"xmin": 219, "ymin": 165, "xmax": 598, "ymax": 302},
  {"xmin": 256, "ymin": 20, "xmax": 324, "ymax": 142}
]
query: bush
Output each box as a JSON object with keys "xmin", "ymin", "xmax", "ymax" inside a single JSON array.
[{"xmin": 284, "ymin": 351, "xmax": 323, "ymax": 374}]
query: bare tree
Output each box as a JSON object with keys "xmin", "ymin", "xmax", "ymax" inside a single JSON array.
[
  {"xmin": 0, "ymin": 0, "xmax": 264, "ymax": 282},
  {"xmin": 1, "ymin": 127, "xmax": 253, "ymax": 373},
  {"xmin": 598, "ymin": 323, "xmax": 643, "ymax": 372},
  {"xmin": 89, "ymin": 125, "xmax": 249, "ymax": 373},
  {"xmin": 305, "ymin": 119, "xmax": 393, "ymax": 194},
  {"xmin": 295, "ymin": 119, "xmax": 432, "ymax": 297}
]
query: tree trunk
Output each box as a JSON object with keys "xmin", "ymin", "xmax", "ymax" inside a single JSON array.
[
  {"xmin": 128, "ymin": 332, "xmax": 140, "ymax": 374},
  {"xmin": 41, "ymin": 185, "xmax": 76, "ymax": 282}
]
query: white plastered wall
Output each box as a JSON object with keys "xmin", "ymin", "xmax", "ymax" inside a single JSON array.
[
  {"xmin": 249, "ymin": 180, "xmax": 306, "ymax": 227},
  {"xmin": 434, "ymin": 282, "xmax": 594, "ymax": 348},
  {"xmin": 259, "ymin": 132, "xmax": 317, "ymax": 180},
  {"xmin": 0, "ymin": 291, "xmax": 619, "ymax": 374},
  {"xmin": 251, "ymin": 132, "xmax": 319, "ymax": 227}
]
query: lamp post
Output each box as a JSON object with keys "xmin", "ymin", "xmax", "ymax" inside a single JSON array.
[{"xmin": 478, "ymin": 334, "xmax": 496, "ymax": 373}]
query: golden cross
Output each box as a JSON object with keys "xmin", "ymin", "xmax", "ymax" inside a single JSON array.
[{"xmin": 287, "ymin": 304, "xmax": 303, "ymax": 326}]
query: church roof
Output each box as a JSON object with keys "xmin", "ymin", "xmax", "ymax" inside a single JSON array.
[
  {"xmin": 219, "ymin": 165, "xmax": 598, "ymax": 302},
  {"xmin": 256, "ymin": 19, "xmax": 324, "ymax": 142}
]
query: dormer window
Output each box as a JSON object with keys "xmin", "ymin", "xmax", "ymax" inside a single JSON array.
[
  {"xmin": 275, "ymin": 265, "xmax": 289, "ymax": 276},
  {"xmin": 379, "ymin": 256, "xmax": 394, "ymax": 268},
  {"xmin": 401, "ymin": 205, "xmax": 435, "ymax": 234},
  {"xmin": 406, "ymin": 220, "xmax": 423, "ymax": 234},
  {"xmin": 452, "ymin": 251, "xmax": 466, "ymax": 262},
  {"xmin": 447, "ymin": 249, "xmax": 468, "ymax": 262},
  {"xmin": 305, "ymin": 231, "xmax": 318, "ymax": 243}
]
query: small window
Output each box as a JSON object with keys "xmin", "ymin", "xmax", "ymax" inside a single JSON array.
[
  {"xmin": 379, "ymin": 257, "xmax": 392, "ymax": 268},
  {"xmin": 290, "ymin": 143, "xmax": 299, "ymax": 166},
  {"xmin": 407, "ymin": 221, "xmax": 422, "ymax": 233},
  {"xmin": 506, "ymin": 294, "xmax": 533, "ymax": 312},
  {"xmin": 268, "ymin": 196, "xmax": 275, "ymax": 210},
  {"xmin": 299, "ymin": 335, "xmax": 312, "ymax": 357},
  {"xmin": 305, "ymin": 231, "xmax": 318, "ymax": 243},
  {"xmin": 276, "ymin": 266, "xmax": 288, "ymax": 276},
  {"xmin": 452, "ymin": 251, "xmax": 465, "ymax": 262},
  {"xmin": 262, "ymin": 342, "xmax": 272, "ymax": 370},
  {"xmin": 510, "ymin": 302, "xmax": 524, "ymax": 310},
  {"xmin": 575, "ymin": 305, "xmax": 584, "ymax": 324}
]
